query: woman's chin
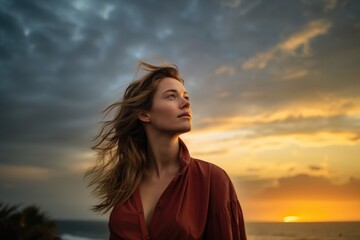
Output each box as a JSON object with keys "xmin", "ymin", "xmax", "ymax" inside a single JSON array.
[{"xmin": 178, "ymin": 126, "xmax": 191, "ymax": 134}]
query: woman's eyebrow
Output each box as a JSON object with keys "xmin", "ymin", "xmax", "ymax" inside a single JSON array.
[{"xmin": 162, "ymin": 89, "xmax": 189, "ymax": 95}]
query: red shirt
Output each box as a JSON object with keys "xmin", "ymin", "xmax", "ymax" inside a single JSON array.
[{"xmin": 109, "ymin": 138, "xmax": 247, "ymax": 240}]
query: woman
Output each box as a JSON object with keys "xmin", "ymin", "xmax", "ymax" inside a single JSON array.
[{"xmin": 86, "ymin": 60, "xmax": 247, "ymax": 240}]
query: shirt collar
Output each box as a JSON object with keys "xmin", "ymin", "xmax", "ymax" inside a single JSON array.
[{"xmin": 178, "ymin": 137, "xmax": 191, "ymax": 175}]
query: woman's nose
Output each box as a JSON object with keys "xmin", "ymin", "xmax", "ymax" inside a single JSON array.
[{"xmin": 181, "ymin": 97, "xmax": 190, "ymax": 109}]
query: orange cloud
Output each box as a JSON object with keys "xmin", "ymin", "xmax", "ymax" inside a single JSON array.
[
  {"xmin": 243, "ymin": 174, "xmax": 360, "ymax": 201},
  {"xmin": 215, "ymin": 65, "xmax": 236, "ymax": 76},
  {"xmin": 280, "ymin": 20, "xmax": 331, "ymax": 54},
  {"xmin": 282, "ymin": 69, "xmax": 309, "ymax": 80},
  {"xmin": 242, "ymin": 19, "xmax": 332, "ymax": 69}
]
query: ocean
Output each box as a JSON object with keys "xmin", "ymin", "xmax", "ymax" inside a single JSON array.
[{"xmin": 56, "ymin": 220, "xmax": 360, "ymax": 240}]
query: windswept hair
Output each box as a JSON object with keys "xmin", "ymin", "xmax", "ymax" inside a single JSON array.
[{"xmin": 85, "ymin": 60, "xmax": 184, "ymax": 214}]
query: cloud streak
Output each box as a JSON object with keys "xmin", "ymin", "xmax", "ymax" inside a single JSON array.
[
  {"xmin": 254, "ymin": 174, "xmax": 360, "ymax": 200},
  {"xmin": 242, "ymin": 19, "xmax": 332, "ymax": 69}
]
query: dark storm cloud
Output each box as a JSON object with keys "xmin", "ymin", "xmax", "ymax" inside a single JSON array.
[
  {"xmin": 0, "ymin": 0, "xmax": 299, "ymax": 166},
  {"xmin": 0, "ymin": 0, "xmax": 194, "ymax": 154}
]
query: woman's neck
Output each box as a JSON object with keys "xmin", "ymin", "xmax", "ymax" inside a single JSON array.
[{"xmin": 145, "ymin": 135, "xmax": 180, "ymax": 179}]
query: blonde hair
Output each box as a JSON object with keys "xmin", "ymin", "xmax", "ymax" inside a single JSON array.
[{"xmin": 85, "ymin": 60, "xmax": 184, "ymax": 213}]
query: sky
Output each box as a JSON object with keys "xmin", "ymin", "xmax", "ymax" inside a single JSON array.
[{"xmin": 1, "ymin": 0, "xmax": 359, "ymax": 222}]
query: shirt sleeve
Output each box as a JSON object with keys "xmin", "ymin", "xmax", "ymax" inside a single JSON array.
[{"xmin": 204, "ymin": 166, "xmax": 247, "ymax": 240}]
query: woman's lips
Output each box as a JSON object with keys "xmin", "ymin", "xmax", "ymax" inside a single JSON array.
[{"xmin": 178, "ymin": 112, "xmax": 191, "ymax": 118}]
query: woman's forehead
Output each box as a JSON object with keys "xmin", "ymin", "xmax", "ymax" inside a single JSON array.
[{"xmin": 157, "ymin": 77, "xmax": 187, "ymax": 93}]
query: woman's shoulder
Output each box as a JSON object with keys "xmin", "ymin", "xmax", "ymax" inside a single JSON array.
[
  {"xmin": 190, "ymin": 158, "xmax": 238, "ymax": 206},
  {"xmin": 190, "ymin": 157, "xmax": 231, "ymax": 183}
]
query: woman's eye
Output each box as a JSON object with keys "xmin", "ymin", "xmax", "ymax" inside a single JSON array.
[
  {"xmin": 167, "ymin": 94, "xmax": 176, "ymax": 99},
  {"xmin": 184, "ymin": 96, "xmax": 190, "ymax": 100}
]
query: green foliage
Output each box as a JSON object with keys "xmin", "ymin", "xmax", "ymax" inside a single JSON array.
[{"xmin": 0, "ymin": 203, "xmax": 60, "ymax": 240}]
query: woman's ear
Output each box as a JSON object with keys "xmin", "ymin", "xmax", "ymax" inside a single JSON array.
[{"xmin": 138, "ymin": 112, "xmax": 151, "ymax": 123}]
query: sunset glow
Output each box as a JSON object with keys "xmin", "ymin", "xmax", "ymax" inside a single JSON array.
[{"xmin": 283, "ymin": 216, "xmax": 300, "ymax": 223}]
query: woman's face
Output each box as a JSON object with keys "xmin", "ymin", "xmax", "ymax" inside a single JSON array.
[{"xmin": 144, "ymin": 77, "xmax": 192, "ymax": 135}]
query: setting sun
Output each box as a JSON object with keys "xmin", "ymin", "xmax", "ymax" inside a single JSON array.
[{"xmin": 283, "ymin": 216, "xmax": 300, "ymax": 222}]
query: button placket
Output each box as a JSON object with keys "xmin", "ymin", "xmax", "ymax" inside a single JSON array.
[{"xmin": 149, "ymin": 179, "xmax": 175, "ymax": 230}]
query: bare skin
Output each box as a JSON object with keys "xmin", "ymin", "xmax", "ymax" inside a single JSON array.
[
  {"xmin": 138, "ymin": 77, "xmax": 192, "ymax": 229},
  {"xmin": 139, "ymin": 137, "xmax": 180, "ymax": 228}
]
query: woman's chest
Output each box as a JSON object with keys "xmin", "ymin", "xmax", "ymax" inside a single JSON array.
[
  {"xmin": 109, "ymin": 170, "xmax": 211, "ymax": 239},
  {"xmin": 139, "ymin": 175, "xmax": 176, "ymax": 229}
]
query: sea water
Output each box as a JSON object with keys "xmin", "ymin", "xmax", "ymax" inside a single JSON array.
[{"xmin": 56, "ymin": 220, "xmax": 360, "ymax": 240}]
